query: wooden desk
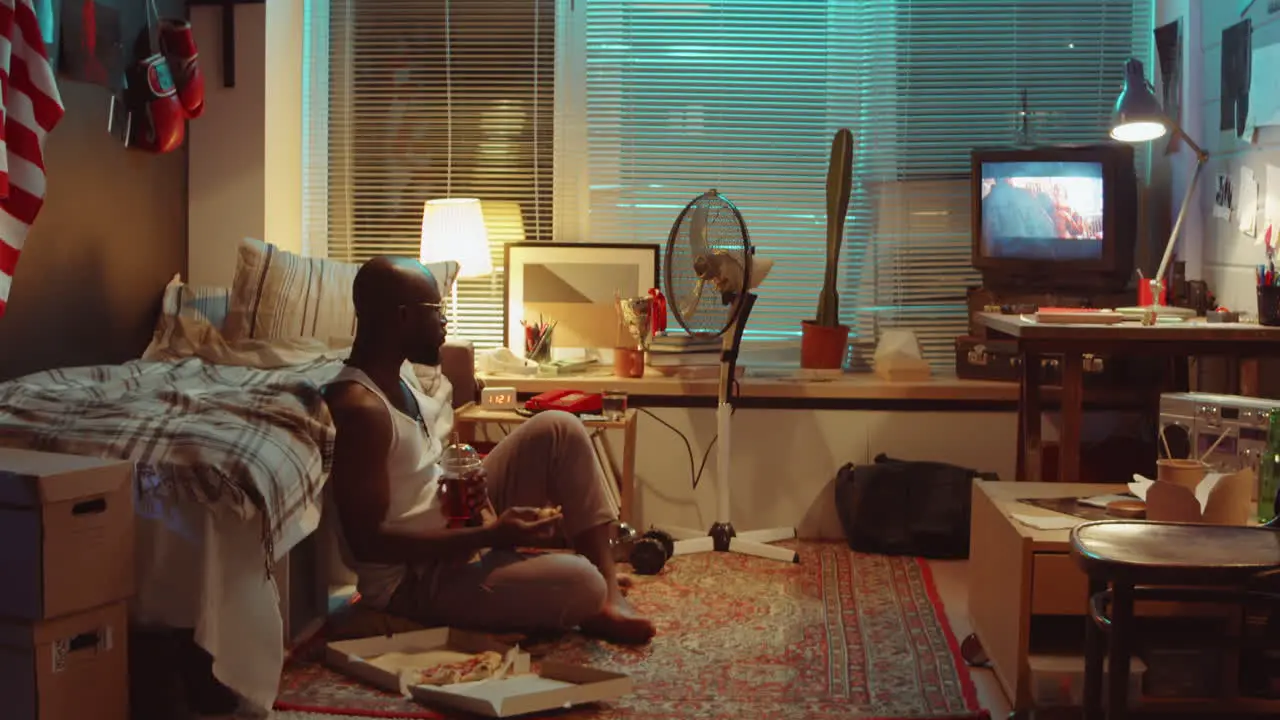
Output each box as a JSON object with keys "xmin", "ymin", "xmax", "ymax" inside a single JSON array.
[
  {"xmin": 975, "ymin": 313, "xmax": 1280, "ymax": 483},
  {"xmin": 452, "ymin": 404, "xmax": 639, "ymax": 525}
]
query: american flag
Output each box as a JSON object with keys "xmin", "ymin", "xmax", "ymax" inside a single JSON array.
[{"xmin": 0, "ymin": 0, "xmax": 64, "ymax": 317}]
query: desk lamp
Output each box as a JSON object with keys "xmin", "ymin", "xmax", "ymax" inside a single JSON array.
[
  {"xmin": 421, "ymin": 197, "xmax": 492, "ymax": 326},
  {"xmin": 1111, "ymin": 58, "xmax": 1206, "ymax": 319}
]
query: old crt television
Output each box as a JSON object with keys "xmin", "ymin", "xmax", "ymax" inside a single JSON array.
[{"xmin": 972, "ymin": 144, "xmax": 1137, "ymax": 293}]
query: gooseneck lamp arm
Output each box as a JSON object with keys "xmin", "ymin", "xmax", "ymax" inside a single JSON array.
[{"xmin": 1153, "ymin": 123, "xmax": 1209, "ymax": 304}]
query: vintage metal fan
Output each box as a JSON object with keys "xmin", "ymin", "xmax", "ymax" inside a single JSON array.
[{"xmin": 657, "ymin": 190, "xmax": 797, "ymax": 564}]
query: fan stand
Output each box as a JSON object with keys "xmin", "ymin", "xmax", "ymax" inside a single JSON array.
[{"xmin": 658, "ymin": 293, "xmax": 799, "ymax": 564}]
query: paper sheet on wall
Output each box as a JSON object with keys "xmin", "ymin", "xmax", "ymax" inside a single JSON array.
[
  {"xmin": 1240, "ymin": 166, "xmax": 1259, "ymax": 237},
  {"xmin": 1266, "ymin": 164, "xmax": 1280, "ymax": 243},
  {"xmin": 1214, "ymin": 173, "xmax": 1233, "ymax": 219},
  {"xmin": 1245, "ymin": 43, "xmax": 1280, "ymax": 137}
]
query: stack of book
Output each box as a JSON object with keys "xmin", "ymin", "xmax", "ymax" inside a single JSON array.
[{"xmin": 647, "ymin": 332, "xmax": 723, "ymax": 370}]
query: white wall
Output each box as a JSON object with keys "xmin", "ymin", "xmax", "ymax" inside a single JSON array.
[
  {"xmin": 265, "ymin": 0, "xmax": 305, "ymax": 257},
  {"xmin": 1162, "ymin": 0, "xmax": 1280, "ymax": 314},
  {"xmin": 188, "ymin": 4, "xmax": 265, "ymax": 286},
  {"xmin": 474, "ymin": 407, "xmax": 1018, "ymax": 536}
]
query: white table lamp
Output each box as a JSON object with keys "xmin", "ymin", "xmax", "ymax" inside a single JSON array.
[
  {"xmin": 420, "ymin": 197, "xmax": 493, "ymax": 279},
  {"xmin": 421, "ymin": 197, "xmax": 493, "ymax": 336}
]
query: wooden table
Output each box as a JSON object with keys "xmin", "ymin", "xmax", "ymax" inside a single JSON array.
[
  {"xmin": 452, "ymin": 404, "xmax": 639, "ymax": 525},
  {"xmin": 975, "ymin": 313, "xmax": 1280, "ymax": 483},
  {"xmin": 969, "ymin": 480, "xmax": 1117, "ymax": 716}
]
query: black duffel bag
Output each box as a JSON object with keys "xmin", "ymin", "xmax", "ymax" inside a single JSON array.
[{"xmin": 834, "ymin": 453, "xmax": 997, "ymax": 559}]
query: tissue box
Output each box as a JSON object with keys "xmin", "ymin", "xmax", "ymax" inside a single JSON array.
[{"xmin": 325, "ymin": 628, "xmax": 632, "ymax": 717}]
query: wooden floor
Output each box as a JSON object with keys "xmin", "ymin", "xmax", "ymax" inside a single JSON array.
[{"xmin": 928, "ymin": 558, "xmax": 1013, "ymax": 717}]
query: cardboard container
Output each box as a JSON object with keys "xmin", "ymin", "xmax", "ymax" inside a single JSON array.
[
  {"xmin": 1145, "ymin": 468, "xmax": 1256, "ymax": 525},
  {"xmin": 326, "ymin": 627, "xmax": 632, "ymax": 717},
  {"xmin": 1157, "ymin": 459, "xmax": 1208, "ymax": 490},
  {"xmin": 0, "ymin": 449, "xmax": 135, "ymax": 620},
  {"xmin": 1029, "ymin": 653, "xmax": 1146, "ymax": 709},
  {"xmin": 0, "ymin": 601, "xmax": 129, "ymax": 720}
]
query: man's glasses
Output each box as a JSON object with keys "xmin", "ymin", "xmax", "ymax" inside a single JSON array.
[{"xmin": 402, "ymin": 301, "xmax": 447, "ymax": 318}]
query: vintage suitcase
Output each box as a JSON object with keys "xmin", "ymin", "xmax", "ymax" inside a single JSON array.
[{"xmin": 954, "ymin": 336, "xmax": 1117, "ymax": 386}]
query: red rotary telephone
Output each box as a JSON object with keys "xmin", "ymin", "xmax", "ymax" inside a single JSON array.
[{"xmin": 524, "ymin": 390, "xmax": 602, "ymax": 415}]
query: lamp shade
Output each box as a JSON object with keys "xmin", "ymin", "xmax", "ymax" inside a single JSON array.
[
  {"xmin": 1110, "ymin": 58, "xmax": 1168, "ymax": 143},
  {"xmin": 421, "ymin": 198, "xmax": 493, "ymax": 279}
]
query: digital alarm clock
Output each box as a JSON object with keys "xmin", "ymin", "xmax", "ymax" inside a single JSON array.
[{"xmin": 480, "ymin": 386, "xmax": 519, "ymax": 410}]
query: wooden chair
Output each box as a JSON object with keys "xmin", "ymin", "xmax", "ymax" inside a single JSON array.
[{"xmin": 1070, "ymin": 510, "xmax": 1280, "ymax": 719}]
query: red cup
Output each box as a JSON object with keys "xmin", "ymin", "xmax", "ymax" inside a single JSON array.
[{"xmin": 1137, "ymin": 279, "xmax": 1167, "ymax": 306}]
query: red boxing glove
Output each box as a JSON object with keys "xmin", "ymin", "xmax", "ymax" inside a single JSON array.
[
  {"xmin": 125, "ymin": 52, "xmax": 185, "ymax": 153},
  {"xmin": 159, "ymin": 19, "xmax": 205, "ymax": 119}
]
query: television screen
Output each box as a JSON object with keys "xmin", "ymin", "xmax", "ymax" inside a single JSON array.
[{"xmin": 978, "ymin": 161, "xmax": 1105, "ymax": 261}]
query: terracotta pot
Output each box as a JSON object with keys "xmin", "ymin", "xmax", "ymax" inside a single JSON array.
[
  {"xmin": 798, "ymin": 319, "xmax": 849, "ymax": 366},
  {"xmin": 613, "ymin": 347, "xmax": 646, "ymax": 378},
  {"xmin": 800, "ymin": 321, "xmax": 850, "ymax": 370}
]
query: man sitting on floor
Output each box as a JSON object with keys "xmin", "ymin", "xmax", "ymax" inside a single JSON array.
[{"xmin": 324, "ymin": 256, "xmax": 655, "ymax": 645}]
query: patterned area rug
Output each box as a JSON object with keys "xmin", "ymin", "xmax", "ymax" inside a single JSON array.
[{"xmin": 274, "ymin": 542, "xmax": 988, "ymax": 720}]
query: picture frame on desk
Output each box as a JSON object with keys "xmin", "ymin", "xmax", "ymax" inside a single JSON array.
[{"xmin": 504, "ymin": 242, "xmax": 660, "ymax": 361}]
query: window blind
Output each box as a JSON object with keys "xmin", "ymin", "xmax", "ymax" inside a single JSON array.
[
  {"xmin": 310, "ymin": 0, "xmax": 555, "ymax": 348},
  {"xmin": 561, "ymin": 0, "xmax": 1152, "ymax": 368}
]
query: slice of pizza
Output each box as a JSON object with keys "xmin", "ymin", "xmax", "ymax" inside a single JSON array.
[{"xmin": 411, "ymin": 650, "xmax": 506, "ymax": 687}]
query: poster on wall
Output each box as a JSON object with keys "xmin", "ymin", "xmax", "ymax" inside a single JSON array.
[
  {"xmin": 1214, "ymin": 173, "xmax": 1233, "ymax": 220},
  {"xmin": 57, "ymin": 0, "xmax": 125, "ymax": 89},
  {"xmin": 1221, "ymin": 19, "xmax": 1252, "ymax": 137},
  {"xmin": 1154, "ymin": 19, "xmax": 1182, "ymax": 154}
]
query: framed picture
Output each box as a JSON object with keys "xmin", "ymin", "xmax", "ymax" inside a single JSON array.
[{"xmin": 504, "ymin": 242, "xmax": 660, "ymax": 359}]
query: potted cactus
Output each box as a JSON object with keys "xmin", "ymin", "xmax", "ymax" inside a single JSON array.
[{"xmin": 801, "ymin": 128, "xmax": 853, "ymax": 370}]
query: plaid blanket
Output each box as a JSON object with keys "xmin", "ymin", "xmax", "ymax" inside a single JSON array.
[{"xmin": 0, "ymin": 358, "xmax": 340, "ymax": 561}]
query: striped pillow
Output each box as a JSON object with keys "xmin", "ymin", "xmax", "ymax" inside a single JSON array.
[
  {"xmin": 224, "ymin": 238, "xmax": 459, "ymax": 342},
  {"xmin": 165, "ymin": 276, "xmax": 231, "ymax": 328},
  {"xmin": 145, "ymin": 275, "xmax": 232, "ymax": 357}
]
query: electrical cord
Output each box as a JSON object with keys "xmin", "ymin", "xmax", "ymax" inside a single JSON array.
[{"xmin": 638, "ymin": 405, "xmax": 736, "ymax": 491}]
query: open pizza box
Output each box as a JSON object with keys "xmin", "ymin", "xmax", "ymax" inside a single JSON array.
[{"xmin": 325, "ymin": 627, "xmax": 633, "ymax": 717}]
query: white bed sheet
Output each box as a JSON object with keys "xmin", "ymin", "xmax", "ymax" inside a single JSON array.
[{"xmin": 132, "ymin": 483, "xmax": 320, "ymax": 712}]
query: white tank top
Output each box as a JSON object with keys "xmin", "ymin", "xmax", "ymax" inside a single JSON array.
[{"xmin": 327, "ymin": 363, "xmax": 451, "ymax": 608}]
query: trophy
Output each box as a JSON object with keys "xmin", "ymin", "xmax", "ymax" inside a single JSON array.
[{"xmin": 614, "ymin": 295, "xmax": 653, "ymax": 378}]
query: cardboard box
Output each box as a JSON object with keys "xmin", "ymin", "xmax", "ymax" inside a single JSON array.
[
  {"xmin": 326, "ymin": 627, "xmax": 632, "ymax": 717},
  {"xmin": 1130, "ymin": 468, "xmax": 1256, "ymax": 525},
  {"xmin": 0, "ymin": 601, "xmax": 129, "ymax": 720},
  {"xmin": 1029, "ymin": 653, "xmax": 1146, "ymax": 709},
  {"xmin": 0, "ymin": 449, "xmax": 135, "ymax": 619}
]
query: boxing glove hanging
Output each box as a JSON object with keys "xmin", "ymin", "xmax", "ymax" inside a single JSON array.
[
  {"xmin": 122, "ymin": 29, "xmax": 185, "ymax": 153},
  {"xmin": 159, "ymin": 19, "xmax": 204, "ymax": 119}
]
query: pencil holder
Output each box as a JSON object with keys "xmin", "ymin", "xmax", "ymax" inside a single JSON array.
[
  {"xmin": 528, "ymin": 326, "xmax": 553, "ymax": 363},
  {"xmin": 1258, "ymin": 285, "xmax": 1280, "ymax": 327}
]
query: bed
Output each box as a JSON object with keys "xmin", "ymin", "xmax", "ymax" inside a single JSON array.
[{"xmin": 0, "ymin": 239, "xmax": 469, "ymax": 712}]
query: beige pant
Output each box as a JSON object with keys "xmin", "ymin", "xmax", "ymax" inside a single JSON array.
[{"xmin": 387, "ymin": 411, "xmax": 617, "ymax": 633}]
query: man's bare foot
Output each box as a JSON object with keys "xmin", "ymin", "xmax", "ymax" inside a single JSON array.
[{"xmin": 580, "ymin": 598, "xmax": 655, "ymax": 645}]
